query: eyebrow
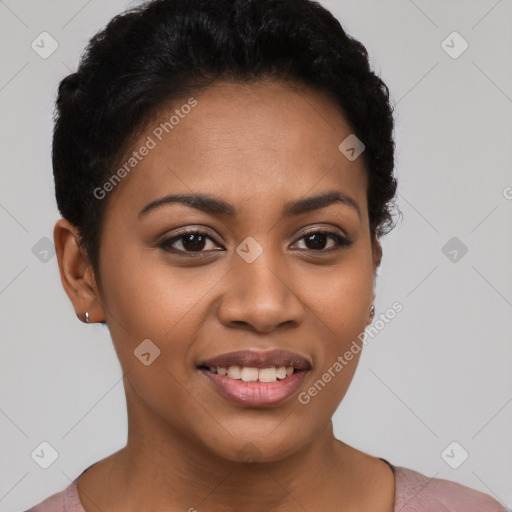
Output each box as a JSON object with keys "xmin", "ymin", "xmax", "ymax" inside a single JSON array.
[{"xmin": 138, "ymin": 190, "xmax": 360, "ymax": 219}]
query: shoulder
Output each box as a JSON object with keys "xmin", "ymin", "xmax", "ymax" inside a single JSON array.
[
  {"xmin": 393, "ymin": 464, "xmax": 509, "ymax": 512},
  {"xmin": 24, "ymin": 477, "xmax": 83, "ymax": 512}
]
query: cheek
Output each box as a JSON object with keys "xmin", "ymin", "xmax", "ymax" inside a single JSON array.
[
  {"xmin": 98, "ymin": 237, "xmax": 217, "ymax": 335},
  {"xmin": 303, "ymin": 249, "xmax": 374, "ymax": 334},
  {"xmin": 97, "ymin": 240, "xmax": 236, "ymax": 399},
  {"xmin": 295, "ymin": 249, "xmax": 372, "ymax": 410},
  {"xmin": 97, "ymin": 249, "xmax": 204, "ymax": 427},
  {"xmin": 296, "ymin": 270, "xmax": 369, "ymax": 419}
]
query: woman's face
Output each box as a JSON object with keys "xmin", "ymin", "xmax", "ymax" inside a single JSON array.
[{"xmin": 94, "ymin": 79, "xmax": 379, "ymax": 462}]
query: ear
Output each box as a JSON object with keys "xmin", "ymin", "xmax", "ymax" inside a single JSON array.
[
  {"xmin": 365, "ymin": 235, "xmax": 382, "ymax": 326},
  {"xmin": 371, "ymin": 235, "xmax": 383, "ymax": 274},
  {"xmin": 53, "ymin": 218, "xmax": 105, "ymax": 323}
]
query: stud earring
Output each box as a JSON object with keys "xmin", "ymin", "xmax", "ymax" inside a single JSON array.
[
  {"xmin": 84, "ymin": 311, "xmax": 90, "ymax": 323},
  {"xmin": 369, "ymin": 305, "xmax": 375, "ymax": 317}
]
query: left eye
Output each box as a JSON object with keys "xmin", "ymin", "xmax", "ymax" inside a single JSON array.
[
  {"xmin": 159, "ymin": 230, "xmax": 352, "ymax": 255},
  {"xmin": 294, "ymin": 231, "xmax": 352, "ymax": 251}
]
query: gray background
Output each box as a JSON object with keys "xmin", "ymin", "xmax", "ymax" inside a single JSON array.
[{"xmin": 1, "ymin": 0, "xmax": 511, "ymax": 510}]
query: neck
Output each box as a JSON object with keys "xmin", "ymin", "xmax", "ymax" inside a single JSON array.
[{"xmin": 78, "ymin": 381, "xmax": 369, "ymax": 512}]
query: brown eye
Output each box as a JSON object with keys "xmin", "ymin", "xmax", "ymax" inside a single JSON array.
[
  {"xmin": 294, "ymin": 230, "xmax": 353, "ymax": 252},
  {"xmin": 159, "ymin": 230, "xmax": 221, "ymax": 255}
]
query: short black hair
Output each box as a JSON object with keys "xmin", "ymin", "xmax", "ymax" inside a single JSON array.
[{"xmin": 53, "ymin": 0, "xmax": 398, "ymax": 280}]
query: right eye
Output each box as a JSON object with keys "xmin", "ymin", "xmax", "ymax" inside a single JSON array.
[{"xmin": 158, "ymin": 229, "xmax": 223, "ymax": 256}]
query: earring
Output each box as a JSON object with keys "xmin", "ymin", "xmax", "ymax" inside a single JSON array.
[
  {"xmin": 84, "ymin": 311, "xmax": 90, "ymax": 323},
  {"xmin": 369, "ymin": 305, "xmax": 375, "ymax": 317}
]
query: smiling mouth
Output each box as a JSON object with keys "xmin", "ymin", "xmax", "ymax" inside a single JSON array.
[{"xmin": 196, "ymin": 348, "xmax": 312, "ymax": 406}]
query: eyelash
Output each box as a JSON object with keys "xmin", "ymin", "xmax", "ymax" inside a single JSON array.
[{"xmin": 158, "ymin": 228, "xmax": 353, "ymax": 257}]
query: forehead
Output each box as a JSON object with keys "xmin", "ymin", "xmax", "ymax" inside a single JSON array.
[{"xmin": 105, "ymin": 79, "xmax": 368, "ymax": 220}]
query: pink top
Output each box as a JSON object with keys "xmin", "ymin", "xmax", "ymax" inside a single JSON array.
[{"xmin": 25, "ymin": 459, "xmax": 509, "ymax": 511}]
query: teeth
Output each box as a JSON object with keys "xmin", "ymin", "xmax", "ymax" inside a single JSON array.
[
  {"xmin": 276, "ymin": 366, "xmax": 287, "ymax": 379},
  {"xmin": 240, "ymin": 367, "xmax": 259, "ymax": 382},
  {"xmin": 227, "ymin": 365, "xmax": 242, "ymax": 379},
  {"xmin": 258, "ymin": 367, "xmax": 277, "ymax": 383},
  {"xmin": 209, "ymin": 365, "xmax": 296, "ymax": 382}
]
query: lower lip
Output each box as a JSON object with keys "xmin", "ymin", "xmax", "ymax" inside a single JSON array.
[{"xmin": 199, "ymin": 368, "xmax": 308, "ymax": 407}]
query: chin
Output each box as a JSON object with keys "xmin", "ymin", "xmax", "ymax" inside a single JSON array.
[{"xmin": 199, "ymin": 429, "xmax": 309, "ymax": 465}]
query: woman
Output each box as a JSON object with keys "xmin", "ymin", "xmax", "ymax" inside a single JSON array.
[{"xmin": 26, "ymin": 0, "xmax": 507, "ymax": 510}]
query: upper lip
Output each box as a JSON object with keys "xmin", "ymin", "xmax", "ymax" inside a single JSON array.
[{"xmin": 198, "ymin": 349, "xmax": 312, "ymax": 370}]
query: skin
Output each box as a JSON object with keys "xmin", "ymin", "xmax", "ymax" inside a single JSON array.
[{"xmin": 54, "ymin": 79, "xmax": 394, "ymax": 512}]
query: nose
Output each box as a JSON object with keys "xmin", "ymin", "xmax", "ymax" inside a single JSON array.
[{"xmin": 216, "ymin": 252, "xmax": 305, "ymax": 334}]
